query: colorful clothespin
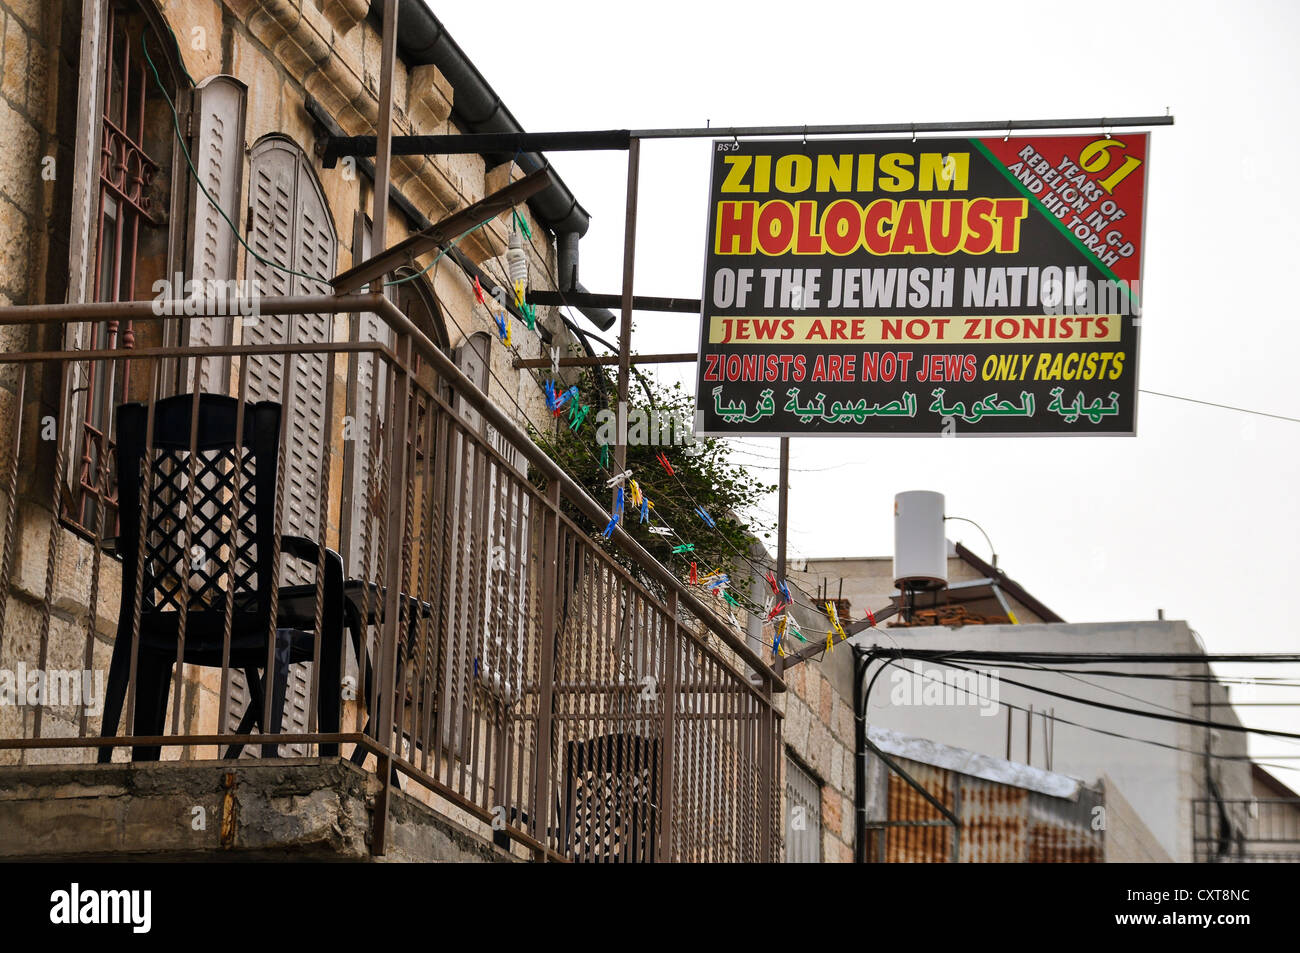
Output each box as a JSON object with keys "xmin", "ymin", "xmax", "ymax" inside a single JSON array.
[
  {"xmin": 688, "ymin": 562, "xmax": 698, "ymax": 585},
  {"xmin": 695, "ymin": 506, "xmax": 715, "ymax": 528},
  {"xmin": 671, "ymin": 543, "xmax": 694, "ymax": 554},
  {"xmin": 568, "ymin": 401, "xmax": 590, "ymax": 433},
  {"xmin": 493, "ymin": 311, "xmax": 511, "ymax": 345},
  {"xmin": 628, "ymin": 480, "xmax": 642, "ymax": 508},
  {"xmin": 765, "ymin": 599, "xmax": 786, "ymax": 622},
  {"xmin": 599, "ymin": 444, "xmax": 610, "ymax": 468},
  {"xmin": 614, "ymin": 486, "xmax": 625, "ymax": 519},
  {"xmin": 544, "ymin": 380, "xmax": 559, "ymax": 413},
  {"xmin": 473, "ymin": 275, "xmax": 487, "ymax": 306},
  {"xmin": 722, "ymin": 590, "xmax": 742, "ymax": 608},
  {"xmin": 785, "ymin": 614, "xmax": 807, "ymax": 643},
  {"xmin": 513, "ymin": 279, "xmax": 527, "ymax": 308},
  {"xmin": 519, "ymin": 300, "xmax": 537, "ymax": 330},
  {"xmin": 865, "ymin": 608, "xmax": 877, "ymax": 627},
  {"xmin": 639, "ymin": 498, "xmax": 650, "ymax": 523},
  {"xmin": 602, "ymin": 515, "xmax": 619, "ymax": 539},
  {"xmin": 655, "ymin": 451, "xmax": 674, "ymax": 476},
  {"xmin": 553, "ymin": 385, "xmax": 577, "ymax": 417},
  {"xmin": 825, "ymin": 600, "xmax": 847, "ymax": 652}
]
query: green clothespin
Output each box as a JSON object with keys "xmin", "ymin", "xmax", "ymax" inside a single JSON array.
[
  {"xmin": 671, "ymin": 543, "xmax": 695, "ymax": 554},
  {"xmin": 519, "ymin": 300, "xmax": 537, "ymax": 330},
  {"xmin": 600, "ymin": 444, "xmax": 610, "ymax": 468},
  {"xmin": 569, "ymin": 401, "xmax": 590, "ymax": 432},
  {"xmin": 722, "ymin": 591, "xmax": 742, "ymax": 608}
]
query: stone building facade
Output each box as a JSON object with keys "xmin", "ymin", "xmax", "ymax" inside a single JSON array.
[{"xmin": 0, "ymin": 0, "xmax": 588, "ymax": 763}]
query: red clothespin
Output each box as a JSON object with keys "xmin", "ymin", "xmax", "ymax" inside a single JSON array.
[
  {"xmin": 473, "ymin": 275, "xmax": 487, "ymax": 306},
  {"xmin": 866, "ymin": 608, "xmax": 877, "ymax": 627},
  {"xmin": 688, "ymin": 562, "xmax": 698, "ymax": 585},
  {"xmin": 655, "ymin": 451, "xmax": 674, "ymax": 476}
]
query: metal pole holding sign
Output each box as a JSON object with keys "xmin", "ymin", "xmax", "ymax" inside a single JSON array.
[{"xmin": 613, "ymin": 138, "xmax": 641, "ymax": 511}]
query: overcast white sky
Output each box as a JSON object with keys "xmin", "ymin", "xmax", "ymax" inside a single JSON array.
[{"xmin": 433, "ymin": 0, "xmax": 1300, "ymax": 780}]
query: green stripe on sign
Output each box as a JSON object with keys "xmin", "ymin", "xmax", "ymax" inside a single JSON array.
[{"xmin": 968, "ymin": 137, "xmax": 1139, "ymax": 311}]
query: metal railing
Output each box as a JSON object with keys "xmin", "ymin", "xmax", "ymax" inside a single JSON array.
[
  {"xmin": 1193, "ymin": 798, "xmax": 1300, "ymax": 863},
  {"xmin": 0, "ymin": 292, "xmax": 782, "ymax": 861}
]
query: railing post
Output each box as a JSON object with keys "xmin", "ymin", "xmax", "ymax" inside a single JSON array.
[
  {"xmin": 530, "ymin": 478, "xmax": 561, "ymax": 859},
  {"xmin": 758, "ymin": 679, "xmax": 775, "ymax": 862},
  {"xmin": 371, "ymin": 334, "xmax": 411, "ymax": 857},
  {"xmin": 657, "ymin": 590, "xmax": 679, "ymax": 862}
]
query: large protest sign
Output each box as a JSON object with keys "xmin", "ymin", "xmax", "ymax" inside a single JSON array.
[{"xmin": 695, "ymin": 134, "xmax": 1148, "ymax": 436}]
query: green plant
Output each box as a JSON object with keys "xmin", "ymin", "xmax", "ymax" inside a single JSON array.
[{"xmin": 531, "ymin": 367, "xmax": 775, "ymax": 585}]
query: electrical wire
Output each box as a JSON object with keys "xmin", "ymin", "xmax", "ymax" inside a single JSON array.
[
  {"xmin": 1140, "ymin": 389, "xmax": 1300, "ymax": 424},
  {"xmin": 882, "ymin": 655, "xmax": 1300, "ymax": 741},
  {"xmin": 868, "ymin": 658, "xmax": 1300, "ymax": 775}
]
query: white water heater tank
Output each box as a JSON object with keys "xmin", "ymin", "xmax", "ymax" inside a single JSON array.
[{"xmin": 893, "ymin": 491, "xmax": 947, "ymax": 590}]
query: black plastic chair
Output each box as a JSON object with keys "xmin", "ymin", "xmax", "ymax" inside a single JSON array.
[
  {"xmin": 97, "ymin": 394, "xmax": 346, "ymax": 762},
  {"xmin": 561, "ymin": 733, "xmax": 661, "ymax": 862}
]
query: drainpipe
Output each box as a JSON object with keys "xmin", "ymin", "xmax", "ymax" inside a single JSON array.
[
  {"xmin": 377, "ymin": 0, "xmax": 616, "ymax": 330},
  {"xmin": 853, "ymin": 646, "xmax": 871, "ymax": 863}
]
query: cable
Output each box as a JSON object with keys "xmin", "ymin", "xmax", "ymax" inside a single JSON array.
[
  {"xmin": 143, "ymin": 33, "xmax": 330, "ymax": 287},
  {"xmin": 866, "ymin": 657, "xmax": 1300, "ymax": 775},
  {"xmin": 1140, "ymin": 389, "xmax": 1300, "ymax": 424},
  {"xmin": 905, "ymin": 656, "xmax": 1300, "ymax": 741}
]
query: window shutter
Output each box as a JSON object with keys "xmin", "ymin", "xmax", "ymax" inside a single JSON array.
[
  {"xmin": 342, "ymin": 213, "xmax": 394, "ymax": 582},
  {"xmin": 184, "ymin": 75, "xmax": 247, "ymax": 393},
  {"xmin": 437, "ymin": 335, "xmax": 532, "ymax": 761},
  {"xmin": 243, "ymin": 137, "xmax": 336, "ymax": 583},
  {"xmin": 229, "ymin": 137, "xmax": 335, "ymax": 755},
  {"xmin": 225, "ymin": 666, "xmax": 312, "ymax": 759}
]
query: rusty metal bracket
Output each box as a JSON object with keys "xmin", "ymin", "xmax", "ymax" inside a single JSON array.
[{"xmin": 330, "ymin": 167, "xmax": 555, "ymax": 295}]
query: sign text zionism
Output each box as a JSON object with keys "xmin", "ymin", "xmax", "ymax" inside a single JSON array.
[{"xmin": 695, "ymin": 135, "xmax": 1149, "ymax": 436}]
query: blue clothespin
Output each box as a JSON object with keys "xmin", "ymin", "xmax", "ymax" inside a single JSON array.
[
  {"xmin": 639, "ymin": 498, "xmax": 650, "ymax": 523},
  {"xmin": 602, "ymin": 515, "xmax": 619, "ymax": 539},
  {"xmin": 614, "ymin": 486, "xmax": 625, "ymax": 519},
  {"xmin": 544, "ymin": 380, "xmax": 558, "ymax": 413},
  {"xmin": 494, "ymin": 311, "xmax": 509, "ymax": 342},
  {"xmin": 696, "ymin": 506, "xmax": 715, "ymax": 528}
]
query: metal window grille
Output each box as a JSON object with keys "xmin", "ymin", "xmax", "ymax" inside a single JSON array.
[{"xmin": 785, "ymin": 754, "xmax": 822, "ymax": 862}]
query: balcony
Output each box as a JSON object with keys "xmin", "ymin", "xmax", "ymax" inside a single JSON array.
[{"xmin": 0, "ymin": 291, "xmax": 782, "ymax": 862}]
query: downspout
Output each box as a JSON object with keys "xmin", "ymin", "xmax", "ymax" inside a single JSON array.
[
  {"xmin": 854, "ymin": 646, "xmax": 869, "ymax": 863},
  {"xmin": 377, "ymin": 0, "xmax": 617, "ymax": 330}
]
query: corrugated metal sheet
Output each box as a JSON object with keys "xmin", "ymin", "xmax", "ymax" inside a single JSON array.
[
  {"xmin": 958, "ymin": 775, "xmax": 1027, "ymax": 863},
  {"xmin": 870, "ymin": 755, "xmax": 1103, "ymax": 863},
  {"xmin": 885, "ymin": 763, "xmax": 953, "ymax": 863}
]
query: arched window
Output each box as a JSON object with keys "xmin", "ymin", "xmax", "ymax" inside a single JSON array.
[
  {"xmin": 243, "ymin": 134, "xmax": 337, "ymax": 566},
  {"xmin": 65, "ymin": 0, "xmax": 190, "ymax": 534}
]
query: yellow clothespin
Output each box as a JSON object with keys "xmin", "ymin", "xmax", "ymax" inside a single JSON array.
[{"xmin": 826, "ymin": 600, "xmax": 847, "ymax": 650}]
